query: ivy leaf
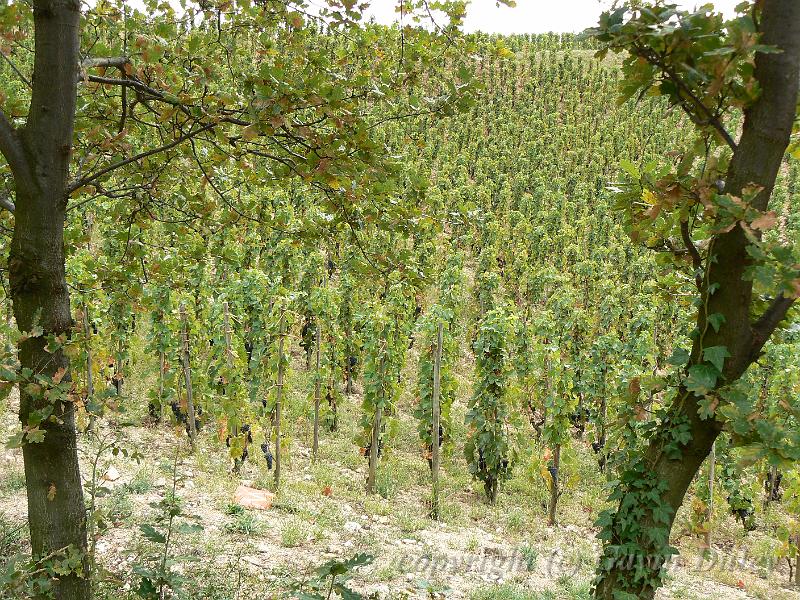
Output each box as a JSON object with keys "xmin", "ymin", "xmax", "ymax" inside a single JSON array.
[
  {"xmin": 702, "ymin": 346, "xmax": 730, "ymax": 372},
  {"xmin": 667, "ymin": 347, "xmax": 690, "ymax": 366},
  {"xmin": 707, "ymin": 313, "xmax": 725, "ymax": 333},
  {"xmin": 686, "ymin": 364, "xmax": 719, "ymax": 396}
]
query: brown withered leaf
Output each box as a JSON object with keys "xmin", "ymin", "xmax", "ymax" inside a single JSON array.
[{"xmin": 751, "ymin": 211, "xmax": 778, "ymax": 231}]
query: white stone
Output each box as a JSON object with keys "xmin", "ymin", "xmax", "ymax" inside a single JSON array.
[
  {"xmin": 344, "ymin": 521, "xmax": 362, "ymax": 533},
  {"xmin": 102, "ymin": 466, "xmax": 121, "ymax": 482}
]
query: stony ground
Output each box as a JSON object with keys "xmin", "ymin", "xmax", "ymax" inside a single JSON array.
[{"xmin": 2, "ymin": 347, "xmax": 800, "ymax": 600}]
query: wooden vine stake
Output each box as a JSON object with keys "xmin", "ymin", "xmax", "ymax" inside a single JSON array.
[
  {"xmin": 180, "ymin": 302, "xmax": 197, "ymax": 447},
  {"xmin": 548, "ymin": 444, "xmax": 561, "ymax": 526},
  {"xmin": 430, "ymin": 321, "xmax": 443, "ymax": 520},
  {"xmin": 366, "ymin": 345, "xmax": 386, "ymax": 495},
  {"xmin": 765, "ymin": 464, "xmax": 780, "ymax": 511},
  {"xmin": 114, "ymin": 337, "xmax": 124, "ymax": 396},
  {"xmin": 223, "ymin": 301, "xmax": 235, "ymax": 436},
  {"xmin": 158, "ymin": 348, "xmax": 165, "ymax": 420},
  {"xmin": 83, "ymin": 303, "xmax": 95, "ymax": 430},
  {"xmin": 704, "ymin": 441, "xmax": 716, "ymax": 550},
  {"xmin": 223, "ymin": 301, "xmax": 234, "ymax": 368},
  {"xmin": 366, "ymin": 404, "xmax": 382, "ymax": 495},
  {"xmin": 274, "ymin": 311, "xmax": 286, "ymax": 488},
  {"xmin": 312, "ymin": 321, "xmax": 322, "ymax": 460}
]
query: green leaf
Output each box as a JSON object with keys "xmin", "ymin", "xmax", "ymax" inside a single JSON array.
[
  {"xmin": 702, "ymin": 346, "xmax": 730, "ymax": 372},
  {"xmin": 707, "ymin": 313, "xmax": 726, "ymax": 333},
  {"xmin": 139, "ymin": 524, "xmax": 166, "ymax": 544},
  {"xmin": 25, "ymin": 427, "xmax": 46, "ymax": 444},
  {"xmin": 136, "ymin": 577, "xmax": 158, "ymax": 600},
  {"xmin": 175, "ymin": 522, "xmax": 204, "ymax": 534},
  {"xmin": 667, "ymin": 347, "xmax": 690, "ymax": 366},
  {"xmin": 686, "ymin": 364, "xmax": 719, "ymax": 396},
  {"xmin": 619, "ymin": 159, "xmax": 640, "ymax": 179}
]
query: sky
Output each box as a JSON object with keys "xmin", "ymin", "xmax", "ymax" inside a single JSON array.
[
  {"xmin": 123, "ymin": 0, "xmax": 745, "ymax": 34},
  {"xmin": 357, "ymin": 0, "xmax": 744, "ymax": 34}
]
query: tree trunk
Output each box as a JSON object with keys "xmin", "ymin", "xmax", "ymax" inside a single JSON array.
[
  {"xmin": 12, "ymin": 201, "xmax": 89, "ymax": 600},
  {"xmin": 594, "ymin": 4, "xmax": 800, "ymax": 598},
  {"xmin": 1, "ymin": 0, "xmax": 90, "ymax": 597}
]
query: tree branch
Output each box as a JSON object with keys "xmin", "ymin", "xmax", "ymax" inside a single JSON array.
[
  {"xmin": 65, "ymin": 122, "xmax": 217, "ymax": 195},
  {"xmin": 1, "ymin": 51, "xmax": 32, "ymax": 88},
  {"xmin": 0, "ymin": 106, "xmax": 33, "ymax": 193},
  {"xmin": 752, "ymin": 293, "xmax": 795, "ymax": 344},
  {"xmin": 635, "ymin": 43, "xmax": 738, "ymax": 152},
  {"xmin": 0, "ymin": 191, "xmax": 15, "ymax": 213},
  {"xmin": 84, "ymin": 75, "xmax": 167, "ymax": 102},
  {"xmin": 680, "ymin": 219, "xmax": 703, "ymax": 290},
  {"xmin": 81, "ymin": 57, "xmax": 130, "ymax": 70}
]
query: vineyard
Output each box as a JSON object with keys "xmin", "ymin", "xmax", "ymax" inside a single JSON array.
[{"xmin": 1, "ymin": 1, "xmax": 800, "ymax": 600}]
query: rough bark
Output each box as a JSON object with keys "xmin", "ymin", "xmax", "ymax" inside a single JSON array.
[
  {"xmin": 3, "ymin": 0, "xmax": 90, "ymax": 598},
  {"xmin": 594, "ymin": 2, "xmax": 800, "ymax": 599}
]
